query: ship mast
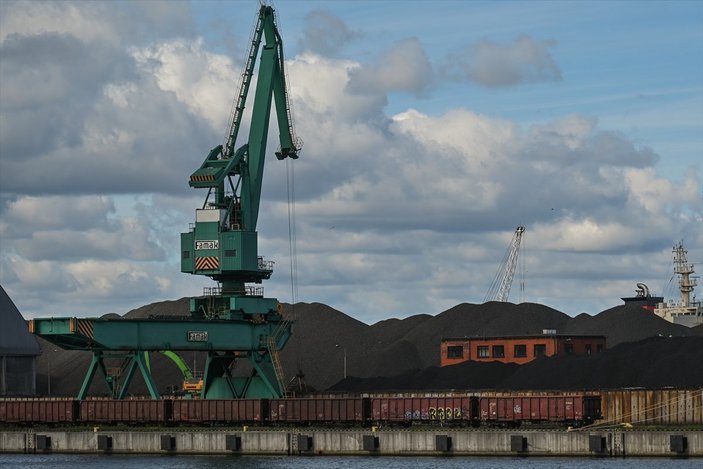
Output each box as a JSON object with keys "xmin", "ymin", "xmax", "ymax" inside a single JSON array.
[
  {"xmin": 651, "ymin": 240, "xmax": 702, "ymax": 328},
  {"xmin": 673, "ymin": 241, "xmax": 697, "ymax": 308}
]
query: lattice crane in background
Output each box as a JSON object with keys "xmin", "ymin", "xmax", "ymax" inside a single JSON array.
[{"xmin": 484, "ymin": 226, "xmax": 526, "ymax": 303}]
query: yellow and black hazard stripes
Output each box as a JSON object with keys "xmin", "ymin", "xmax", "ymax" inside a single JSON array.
[
  {"xmin": 190, "ymin": 174, "xmax": 216, "ymax": 183},
  {"xmin": 76, "ymin": 319, "xmax": 94, "ymax": 338},
  {"xmin": 195, "ymin": 256, "xmax": 220, "ymax": 270}
]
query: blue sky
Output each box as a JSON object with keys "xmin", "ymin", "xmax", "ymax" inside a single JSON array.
[{"xmin": 0, "ymin": 0, "xmax": 701, "ymax": 323}]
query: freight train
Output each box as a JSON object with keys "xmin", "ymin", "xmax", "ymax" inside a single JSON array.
[{"xmin": 0, "ymin": 394, "xmax": 600, "ymax": 428}]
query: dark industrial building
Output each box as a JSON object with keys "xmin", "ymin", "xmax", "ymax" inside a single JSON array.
[{"xmin": 1, "ymin": 285, "xmax": 40, "ymax": 395}]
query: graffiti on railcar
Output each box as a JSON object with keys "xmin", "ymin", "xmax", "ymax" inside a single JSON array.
[{"xmin": 426, "ymin": 407, "xmax": 461, "ymax": 420}]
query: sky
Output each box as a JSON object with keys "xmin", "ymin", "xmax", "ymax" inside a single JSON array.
[{"xmin": 0, "ymin": 0, "xmax": 701, "ymax": 324}]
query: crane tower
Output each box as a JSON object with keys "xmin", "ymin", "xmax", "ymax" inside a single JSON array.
[{"xmin": 484, "ymin": 226, "xmax": 526, "ymax": 303}]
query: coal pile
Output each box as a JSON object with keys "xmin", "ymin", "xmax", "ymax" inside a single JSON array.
[
  {"xmin": 501, "ymin": 336, "xmax": 703, "ymax": 389},
  {"xmin": 330, "ymin": 360, "xmax": 521, "ymax": 392},
  {"xmin": 560, "ymin": 302, "xmax": 692, "ymax": 346},
  {"xmin": 331, "ymin": 336, "xmax": 703, "ymax": 392},
  {"xmin": 280, "ymin": 301, "xmax": 573, "ymax": 390},
  {"xmin": 33, "ymin": 298, "xmax": 700, "ymax": 396}
]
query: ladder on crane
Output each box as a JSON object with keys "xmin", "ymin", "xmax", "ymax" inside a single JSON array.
[
  {"xmin": 266, "ymin": 307, "xmax": 293, "ymax": 397},
  {"xmin": 223, "ymin": 11, "xmax": 264, "ymax": 157},
  {"xmin": 484, "ymin": 226, "xmax": 526, "ymax": 303}
]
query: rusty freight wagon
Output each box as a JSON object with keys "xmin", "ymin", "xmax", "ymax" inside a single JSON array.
[
  {"xmin": 370, "ymin": 397, "xmax": 477, "ymax": 424},
  {"xmin": 0, "ymin": 399, "xmax": 78, "ymax": 424},
  {"xmin": 479, "ymin": 394, "xmax": 600, "ymax": 425},
  {"xmin": 268, "ymin": 398, "xmax": 368, "ymax": 424},
  {"xmin": 79, "ymin": 399, "xmax": 171, "ymax": 424},
  {"xmin": 171, "ymin": 399, "xmax": 264, "ymax": 424}
]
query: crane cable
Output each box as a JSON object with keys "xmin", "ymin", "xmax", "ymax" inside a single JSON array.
[
  {"xmin": 285, "ymin": 157, "xmax": 300, "ymax": 371},
  {"xmin": 519, "ymin": 230, "xmax": 526, "ymax": 303}
]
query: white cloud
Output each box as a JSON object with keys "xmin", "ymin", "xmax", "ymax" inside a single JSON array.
[
  {"xmin": 0, "ymin": 196, "xmax": 115, "ymax": 236},
  {"xmin": 0, "ymin": 34, "xmax": 214, "ymax": 195},
  {"xmin": 131, "ymin": 38, "xmax": 237, "ymax": 131},
  {"xmin": 0, "ymin": 0, "xmax": 192, "ymax": 47},
  {"xmin": 0, "ymin": 0, "xmax": 119, "ymax": 45},
  {"xmin": 299, "ymin": 9, "xmax": 357, "ymax": 56},
  {"xmin": 260, "ymin": 55, "xmax": 700, "ymax": 319},
  {"xmin": 443, "ymin": 34, "xmax": 562, "ymax": 87},
  {"xmin": 347, "ymin": 38, "xmax": 433, "ymax": 96},
  {"xmin": 0, "ymin": 195, "xmax": 171, "ymax": 265}
]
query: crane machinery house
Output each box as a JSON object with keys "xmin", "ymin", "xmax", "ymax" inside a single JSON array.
[{"xmin": 440, "ymin": 331, "xmax": 606, "ymax": 367}]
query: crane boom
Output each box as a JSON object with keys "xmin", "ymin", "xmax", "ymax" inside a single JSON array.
[{"xmin": 484, "ymin": 226, "xmax": 525, "ymax": 303}]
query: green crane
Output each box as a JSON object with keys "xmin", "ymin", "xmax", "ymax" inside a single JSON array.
[
  {"xmin": 29, "ymin": 5, "xmax": 300, "ymax": 400},
  {"xmin": 179, "ymin": 3, "xmax": 300, "ymax": 398}
]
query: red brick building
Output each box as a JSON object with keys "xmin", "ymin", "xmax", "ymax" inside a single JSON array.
[{"xmin": 440, "ymin": 333, "xmax": 606, "ymax": 367}]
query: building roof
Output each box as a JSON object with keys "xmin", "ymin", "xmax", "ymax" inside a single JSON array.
[
  {"xmin": 441, "ymin": 334, "xmax": 606, "ymax": 342},
  {"xmin": 0, "ymin": 285, "xmax": 40, "ymax": 356}
]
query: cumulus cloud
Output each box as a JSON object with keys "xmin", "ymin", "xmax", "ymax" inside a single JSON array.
[
  {"xmin": 131, "ymin": 37, "xmax": 238, "ymax": 131},
  {"xmin": 258, "ymin": 53, "xmax": 700, "ymax": 319},
  {"xmin": 0, "ymin": 193, "xmax": 206, "ymax": 317},
  {"xmin": 299, "ymin": 9, "xmax": 357, "ymax": 56},
  {"xmin": 0, "ymin": 0, "xmax": 193, "ymax": 46},
  {"xmin": 0, "ymin": 22, "xmax": 225, "ymax": 196},
  {"xmin": 0, "ymin": 196, "xmax": 115, "ymax": 236},
  {"xmin": 442, "ymin": 35, "xmax": 562, "ymax": 87},
  {"xmin": 0, "ymin": 195, "xmax": 164, "ymax": 261},
  {"xmin": 347, "ymin": 38, "xmax": 433, "ymax": 97}
]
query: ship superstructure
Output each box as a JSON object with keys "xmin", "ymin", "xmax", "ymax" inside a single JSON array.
[{"xmin": 653, "ymin": 241, "xmax": 702, "ymax": 327}]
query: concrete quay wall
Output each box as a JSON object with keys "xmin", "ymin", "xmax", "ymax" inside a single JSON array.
[{"xmin": 1, "ymin": 429, "xmax": 701, "ymax": 457}]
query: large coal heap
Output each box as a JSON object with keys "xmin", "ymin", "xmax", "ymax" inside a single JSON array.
[
  {"xmin": 34, "ymin": 300, "xmax": 701, "ymax": 396},
  {"xmin": 330, "ymin": 336, "xmax": 703, "ymax": 392}
]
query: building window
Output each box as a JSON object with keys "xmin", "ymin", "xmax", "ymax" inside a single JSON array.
[
  {"xmin": 597, "ymin": 344, "xmax": 604, "ymax": 353},
  {"xmin": 477, "ymin": 346, "xmax": 489, "ymax": 358},
  {"xmin": 534, "ymin": 344, "xmax": 547, "ymax": 357},
  {"xmin": 447, "ymin": 346, "xmax": 464, "ymax": 359},
  {"xmin": 564, "ymin": 343, "xmax": 574, "ymax": 354},
  {"xmin": 585, "ymin": 344, "xmax": 592, "ymax": 355},
  {"xmin": 492, "ymin": 345, "xmax": 505, "ymax": 358},
  {"xmin": 514, "ymin": 344, "xmax": 527, "ymax": 357}
]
